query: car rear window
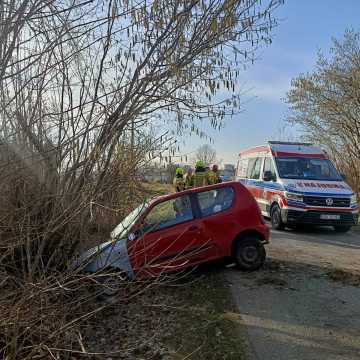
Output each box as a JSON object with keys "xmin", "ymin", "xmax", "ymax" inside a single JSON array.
[{"xmin": 197, "ymin": 187, "xmax": 235, "ymax": 217}]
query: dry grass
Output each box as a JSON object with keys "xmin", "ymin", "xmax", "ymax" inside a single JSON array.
[
  {"xmin": 0, "ymin": 178, "xmax": 178, "ymax": 359},
  {"xmin": 327, "ymin": 268, "xmax": 360, "ymax": 287},
  {"xmin": 82, "ymin": 270, "xmax": 248, "ymax": 360},
  {"xmin": 162, "ymin": 270, "xmax": 248, "ymax": 360},
  {"xmin": 141, "ymin": 182, "xmax": 174, "ymax": 196}
]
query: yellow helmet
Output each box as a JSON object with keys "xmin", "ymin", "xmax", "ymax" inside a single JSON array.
[
  {"xmin": 176, "ymin": 167, "xmax": 184, "ymax": 176},
  {"xmin": 195, "ymin": 160, "xmax": 205, "ymax": 169}
]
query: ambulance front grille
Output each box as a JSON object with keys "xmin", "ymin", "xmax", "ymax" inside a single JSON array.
[{"xmin": 303, "ymin": 196, "xmax": 350, "ymax": 207}]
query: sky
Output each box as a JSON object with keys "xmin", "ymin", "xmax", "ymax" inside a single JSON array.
[{"xmin": 181, "ymin": 0, "xmax": 360, "ymax": 165}]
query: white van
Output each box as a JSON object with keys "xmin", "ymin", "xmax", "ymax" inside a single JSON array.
[{"xmin": 236, "ymin": 141, "xmax": 358, "ymax": 232}]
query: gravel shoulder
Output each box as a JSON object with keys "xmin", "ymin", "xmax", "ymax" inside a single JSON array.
[{"xmin": 226, "ymin": 226, "xmax": 360, "ymax": 360}]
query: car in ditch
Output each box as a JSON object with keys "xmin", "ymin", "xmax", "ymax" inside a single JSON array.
[{"xmin": 75, "ymin": 181, "xmax": 269, "ymax": 280}]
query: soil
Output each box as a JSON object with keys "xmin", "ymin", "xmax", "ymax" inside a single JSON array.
[
  {"xmin": 226, "ymin": 225, "xmax": 360, "ymax": 360},
  {"xmin": 83, "ymin": 270, "xmax": 248, "ymax": 360}
]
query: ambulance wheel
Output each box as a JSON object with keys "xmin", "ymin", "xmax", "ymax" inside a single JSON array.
[
  {"xmin": 271, "ymin": 204, "xmax": 285, "ymax": 230},
  {"xmin": 333, "ymin": 226, "xmax": 351, "ymax": 233}
]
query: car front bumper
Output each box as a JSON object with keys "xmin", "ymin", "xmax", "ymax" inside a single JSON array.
[{"xmin": 281, "ymin": 209, "xmax": 359, "ymax": 226}]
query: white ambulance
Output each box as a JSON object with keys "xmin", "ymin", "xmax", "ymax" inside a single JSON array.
[{"xmin": 236, "ymin": 141, "xmax": 358, "ymax": 232}]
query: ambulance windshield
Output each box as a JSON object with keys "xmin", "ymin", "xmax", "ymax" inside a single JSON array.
[{"xmin": 275, "ymin": 157, "xmax": 342, "ymax": 181}]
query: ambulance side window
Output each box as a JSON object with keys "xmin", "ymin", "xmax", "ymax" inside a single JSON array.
[
  {"xmin": 237, "ymin": 158, "xmax": 249, "ymax": 178},
  {"xmin": 247, "ymin": 157, "xmax": 262, "ymax": 179},
  {"xmin": 246, "ymin": 158, "xmax": 255, "ymax": 178},
  {"xmin": 263, "ymin": 158, "xmax": 277, "ymax": 181}
]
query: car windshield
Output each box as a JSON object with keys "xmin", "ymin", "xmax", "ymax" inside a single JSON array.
[
  {"xmin": 275, "ymin": 157, "xmax": 342, "ymax": 181},
  {"xmin": 111, "ymin": 202, "xmax": 148, "ymax": 239}
]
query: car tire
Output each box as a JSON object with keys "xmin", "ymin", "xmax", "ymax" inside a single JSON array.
[
  {"xmin": 271, "ymin": 204, "xmax": 285, "ymax": 230},
  {"xmin": 94, "ymin": 268, "xmax": 128, "ymax": 301},
  {"xmin": 333, "ymin": 225, "xmax": 352, "ymax": 233},
  {"xmin": 234, "ymin": 238, "xmax": 266, "ymax": 271}
]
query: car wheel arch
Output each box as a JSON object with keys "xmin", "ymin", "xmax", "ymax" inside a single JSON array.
[
  {"xmin": 231, "ymin": 229, "xmax": 265, "ymax": 258},
  {"xmin": 87, "ymin": 266, "xmax": 131, "ymax": 300}
]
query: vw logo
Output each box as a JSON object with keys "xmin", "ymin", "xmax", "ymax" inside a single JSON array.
[{"xmin": 326, "ymin": 198, "xmax": 333, "ymax": 206}]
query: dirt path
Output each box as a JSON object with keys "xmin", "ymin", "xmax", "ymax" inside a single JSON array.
[{"xmin": 226, "ymin": 226, "xmax": 360, "ymax": 360}]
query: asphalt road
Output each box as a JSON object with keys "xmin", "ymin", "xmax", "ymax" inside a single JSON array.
[{"xmin": 226, "ymin": 225, "xmax": 360, "ymax": 360}]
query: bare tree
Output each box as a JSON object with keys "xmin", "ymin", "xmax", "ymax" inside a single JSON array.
[
  {"xmin": 271, "ymin": 123, "xmax": 298, "ymax": 142},
  {"xmin": 0, "ymin": 0, "xmax": 282, "ymax": 275},
  {"xmin": 195, "ymin": 144, "xmax": 217, "ymax": 166},
  {"xmin": 0, "ymin": 0, "xmax": 283, "ymax": 357},
  {"xmin": 286, "ymin": 29, "xmax": 360, "ymax": 199}
]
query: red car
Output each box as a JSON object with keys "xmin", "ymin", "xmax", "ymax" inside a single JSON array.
[{"xmin": 77, "ymin": 182, "xmax": 269, "ymax": 279}]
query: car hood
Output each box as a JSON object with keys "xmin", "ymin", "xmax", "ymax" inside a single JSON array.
[
  {"xmin": 72, "ymin": 238, "xmax": 135, "ymax": 279},
  {"xmin": 76, "ymin": 239, "xmax": 120, "ymax": 263}
]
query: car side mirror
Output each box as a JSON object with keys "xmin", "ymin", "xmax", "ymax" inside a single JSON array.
[{"xmin": 263, "ymin": 171, "xmax": 275, "ymax": 182}]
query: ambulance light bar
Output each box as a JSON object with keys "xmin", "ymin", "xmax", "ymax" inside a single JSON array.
[{"xmin": 268, "ymin": 141, "xmax": 313, "ymax": 146}]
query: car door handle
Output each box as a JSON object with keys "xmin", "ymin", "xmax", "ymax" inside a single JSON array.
[{"xmin": 188, "ymin": 225, "xmax": 200, "ymax": 232}]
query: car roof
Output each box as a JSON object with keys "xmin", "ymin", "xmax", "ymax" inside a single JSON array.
[{"xmin": 149, "ymin": 181, "xmax": 241, "ymax": 204}]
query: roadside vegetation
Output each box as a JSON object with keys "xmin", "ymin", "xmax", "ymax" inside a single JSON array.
[
  {"xmin": 0, "ymin": 0, "xmax": 282, "ymax": 357},
  {"xmin": 287, "ymin": 29, "xmax": 360, "ymax": 203}
]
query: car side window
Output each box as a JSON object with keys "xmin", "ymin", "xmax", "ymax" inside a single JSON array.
[
  {"xmin": 248, "ymin": 157, "xmax": 262, "ymax": 179},
  {"xmin": 143, "ymin": 196, "xmax": 193, "ymax": 232},
  {"xmin": 263, "ymin": 158, "xmax": 276, "ymax": 180},
  {"xmin": 197, "ymin": 187, "xmax": 235, "ymax": 217}
]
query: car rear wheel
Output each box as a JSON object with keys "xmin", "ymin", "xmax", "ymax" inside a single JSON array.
[
  {"xmin": 234, "ymin": 238, "xmax": 266, "ymax": 271},
  {"xmin": 333, "ymin": 225, "xmax": 352, "ymax": 233},
  {"xmin": 271, "ymin": 204, "xmax": 285, "ymax": 230}
]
